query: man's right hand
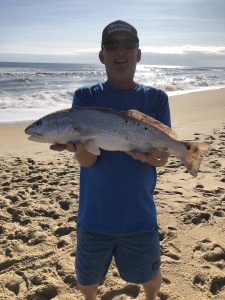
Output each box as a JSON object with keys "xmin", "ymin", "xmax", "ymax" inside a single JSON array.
[
  {"xmin": 50, "ymin": 144, "xmax": 67, "ymax": 152},
  {"xmin": 50, "ymin": 142, "xmax": 98, "ymax": 167},
  {"xmin": 50, "ymin": 142, "xmax": 82, "ymax": 153}
]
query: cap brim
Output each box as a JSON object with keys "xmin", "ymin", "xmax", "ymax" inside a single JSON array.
[{"xmin": 102, "ymin": 31, "xmax": 139, "ymax": 47}]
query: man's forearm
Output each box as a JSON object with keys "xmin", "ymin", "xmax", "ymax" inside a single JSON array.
[{"xmin": 75, "ymin": 149, "xmax": 98, "ymax": 167}]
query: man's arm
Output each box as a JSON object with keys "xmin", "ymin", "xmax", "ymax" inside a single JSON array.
[{"xmin": 50, "ymin": 143, "xmax": 98, "ymax": 167}]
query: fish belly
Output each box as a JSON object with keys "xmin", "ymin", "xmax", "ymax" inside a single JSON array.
[{"xmin": 96, "ymin": 133, "xmax": 130, "ymax": 151}]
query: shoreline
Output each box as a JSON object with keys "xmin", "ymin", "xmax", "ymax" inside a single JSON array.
[
  {"xmin": 0, "ymin": 87, "xmax": 224, "ymax": 157},
  {"xmin": 1, "ymin": 86, "xmax": 225, "ymax": 125}
]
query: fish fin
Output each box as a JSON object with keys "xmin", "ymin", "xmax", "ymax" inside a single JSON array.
[
  {"xmin": 124, "ymin": 109, "xmax": 177, "ymax": 139},
  {"xmin": 180, "ymin": 141, "xmax": 210, "ymax": 177},
  {"xmin": 84, "ymin": 141, "xmax": 101, "ymax": 156}
]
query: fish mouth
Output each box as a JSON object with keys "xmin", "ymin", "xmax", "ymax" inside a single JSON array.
[
  {"xmin": 27, "ymin": 133, "xmax": 43, "ymax": 140},
  {"xmin": 25, "ymin": 126, "xmax": 43, "ymax": 139}
]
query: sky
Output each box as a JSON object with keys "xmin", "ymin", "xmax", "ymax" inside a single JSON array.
[{"xmin": 0, "ymin": 0, "xmax": 225, "ymax": 66}]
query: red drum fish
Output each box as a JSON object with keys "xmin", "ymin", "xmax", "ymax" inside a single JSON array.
[{"xmin": 25, "ymin": 107, "xmax": 210, "ymax": 177}]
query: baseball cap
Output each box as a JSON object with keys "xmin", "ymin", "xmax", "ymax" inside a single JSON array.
[{"xmin": 101, "ymin": 20, "xmax": 139, "ymax": 48}]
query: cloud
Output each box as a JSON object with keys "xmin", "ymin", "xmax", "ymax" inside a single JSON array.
[
  {"xmin": 141, "ymin": 46, "xmax": 225, "ymax": 55},
  {"xmin": 0, "ymin": 46, "xmax": 224, "ymax": 66},
  {"xmin": 140, "ymin": 46, "xmax": 225, "ymax": 67}
]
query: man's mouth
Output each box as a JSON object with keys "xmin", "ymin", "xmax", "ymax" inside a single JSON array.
[{"xmin": 114, "ymin": 59, "xmax": 127, "ymax": 64}]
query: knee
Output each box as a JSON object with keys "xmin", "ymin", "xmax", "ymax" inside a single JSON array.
[
  {"xmin": 152, "ymin": 269, "xmax": 162, "ymax": 286},
  {"xmin": 142, "ymin": 270, "xmax": 162, "ymax": 293}
]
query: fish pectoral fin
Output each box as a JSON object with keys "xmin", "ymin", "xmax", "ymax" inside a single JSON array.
[{"xmin": 84, "ymin": 141, "xmax": 101, "ymax": 156}]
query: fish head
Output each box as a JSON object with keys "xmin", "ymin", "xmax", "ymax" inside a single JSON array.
[{"xmin": 25, "ymin": 114, "xmax": 61, "ymax": 143}]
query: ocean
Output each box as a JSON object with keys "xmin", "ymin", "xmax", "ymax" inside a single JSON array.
[{"xmin": 0, "ymin": 62, "xmax": 225, "ymax": 124}]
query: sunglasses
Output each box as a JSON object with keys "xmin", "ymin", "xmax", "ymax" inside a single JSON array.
[{"xmin": 103, "ymin": 39, "xmax": 138, "ymax": 51}]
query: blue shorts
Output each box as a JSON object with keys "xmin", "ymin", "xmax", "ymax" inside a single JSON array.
[{"xmin": 76, "ymin": 224, "xmax": 160, "ymax": 285}]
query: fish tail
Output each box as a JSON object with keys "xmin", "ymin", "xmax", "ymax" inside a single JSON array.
[{"xmin": 180, "ymin": 141, "xmax": 210, "ymax": 177}]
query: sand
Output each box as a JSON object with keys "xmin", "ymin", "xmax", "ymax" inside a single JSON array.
[{"xmin": 0, "ymin": 88, "xmax": 225, "ymax": 300}]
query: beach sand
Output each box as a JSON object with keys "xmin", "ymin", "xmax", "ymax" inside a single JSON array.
[{"xmin": 0, "ymin": 88, "xmax": 225, "ymax": 300}]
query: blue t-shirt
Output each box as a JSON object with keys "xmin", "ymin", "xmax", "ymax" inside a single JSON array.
[{"xmin": 72, "ymin": 81, "xmax": 171, "ymax": 233}]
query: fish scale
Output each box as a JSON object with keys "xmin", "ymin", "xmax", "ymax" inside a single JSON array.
[
  {"xmin": 72, "ymin": 108, "xmax": 142, "ymax": 151},
  {"xmin": 75, "ymin": 108, "xmax": 159, "ymax": 150}
]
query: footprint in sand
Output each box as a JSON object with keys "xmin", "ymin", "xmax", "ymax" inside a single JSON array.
[
  {"xmin": 209, "ymin": 159, "xmax": 222, "ymax": 169},
  {"xmin": 160, "ymin": 227, "xmax": 181, "ymax": 264},
  {"xmin": 26, "ymin": 283, "xmax": 59, "ymax": 300},
  {"xmin": 157, "ymin": 291, "xmax": 170, "ymax": 300},
  {"xmin": 54, "ymin": 226, "xmax": 74, "ymax": 237},
  {"xmin": 193, "ymin": 274, "xmax": 206, "ymax": 289},
  {"xmin": 5, "ymin": 275, "xmax": 25, "ymax": 296},
  {"xmin": 161, "ymin": 244, "xmax": 181, "ymax": 263},
  {"xmin": 213, "ymin": 208, "xmax": 225, "ymax": 217},
  {"xmin": 101, "ymin": 284, "xmax": 140, "ymax": 300},
  {"xmin": 59, "ymin": 200, "xmax": 71, "ymax": 211},
  {"xmin": 194, "ymin": 239, "xmax": 225, "ymax": 270},
  {"xmin": 183, "ymin": 210, "xmax": 211, "ymax": 225},
  {"xmin": 193, "ymin": 239, "xmax": 225, "ymax": 297},
  {"xmin": 210, "ymin": 276, "xmax": 225, "ymax": 296}
]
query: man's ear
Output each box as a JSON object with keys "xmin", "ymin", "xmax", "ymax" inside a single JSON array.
[
  {"xmin": 99, "ymin": 50, "xmax": 105, "ymax": 64},
  {"xmin": 137, "ymin": 49, "xmax": 141, "ymax": 62}
]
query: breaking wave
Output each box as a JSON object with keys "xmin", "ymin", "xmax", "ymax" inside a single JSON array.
[{"xmin": 0, "ymin": 62, "xmax": 225, "ymax": 122}]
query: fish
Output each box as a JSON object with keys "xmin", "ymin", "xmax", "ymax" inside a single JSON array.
[{"xmin": 25, "ymin": 107, "xmax": 210, "ymax": 177}]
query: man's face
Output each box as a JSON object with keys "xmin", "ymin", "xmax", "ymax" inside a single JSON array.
[{"xmin": 99, "ymin": 33, "xmax": 141, "ymax": 86}]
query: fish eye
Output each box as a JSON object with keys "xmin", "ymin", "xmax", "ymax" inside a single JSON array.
[{"xmin": 35, "ymin": 121, "xmax": 42, "ymax": 127}]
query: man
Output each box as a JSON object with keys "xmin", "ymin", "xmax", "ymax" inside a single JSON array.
[{"xmin": 51, "ymin": 20, "xmax": 171, "ymax": 300}]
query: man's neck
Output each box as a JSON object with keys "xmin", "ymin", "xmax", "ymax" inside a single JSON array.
[{"xmin": 107, "ymin": 79, "xmax": 136, "ymax": 90}]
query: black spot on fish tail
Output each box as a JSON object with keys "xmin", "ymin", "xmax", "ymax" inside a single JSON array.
[
  {"xmin": 181, "ymin": 141, "xmax": 210, "ymax": 177},
  {"xmin": 183, "ymin": 141, "xmax": 191, "ymax": 150}
]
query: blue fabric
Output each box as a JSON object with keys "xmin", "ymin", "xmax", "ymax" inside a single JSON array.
[
  {"xmin": 72, "ymin": 81, "xmax": 171, "ymax": 233},
  {"xmin": 76, "ymin": 224, "xmax": 160, "ymax": 285}
]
